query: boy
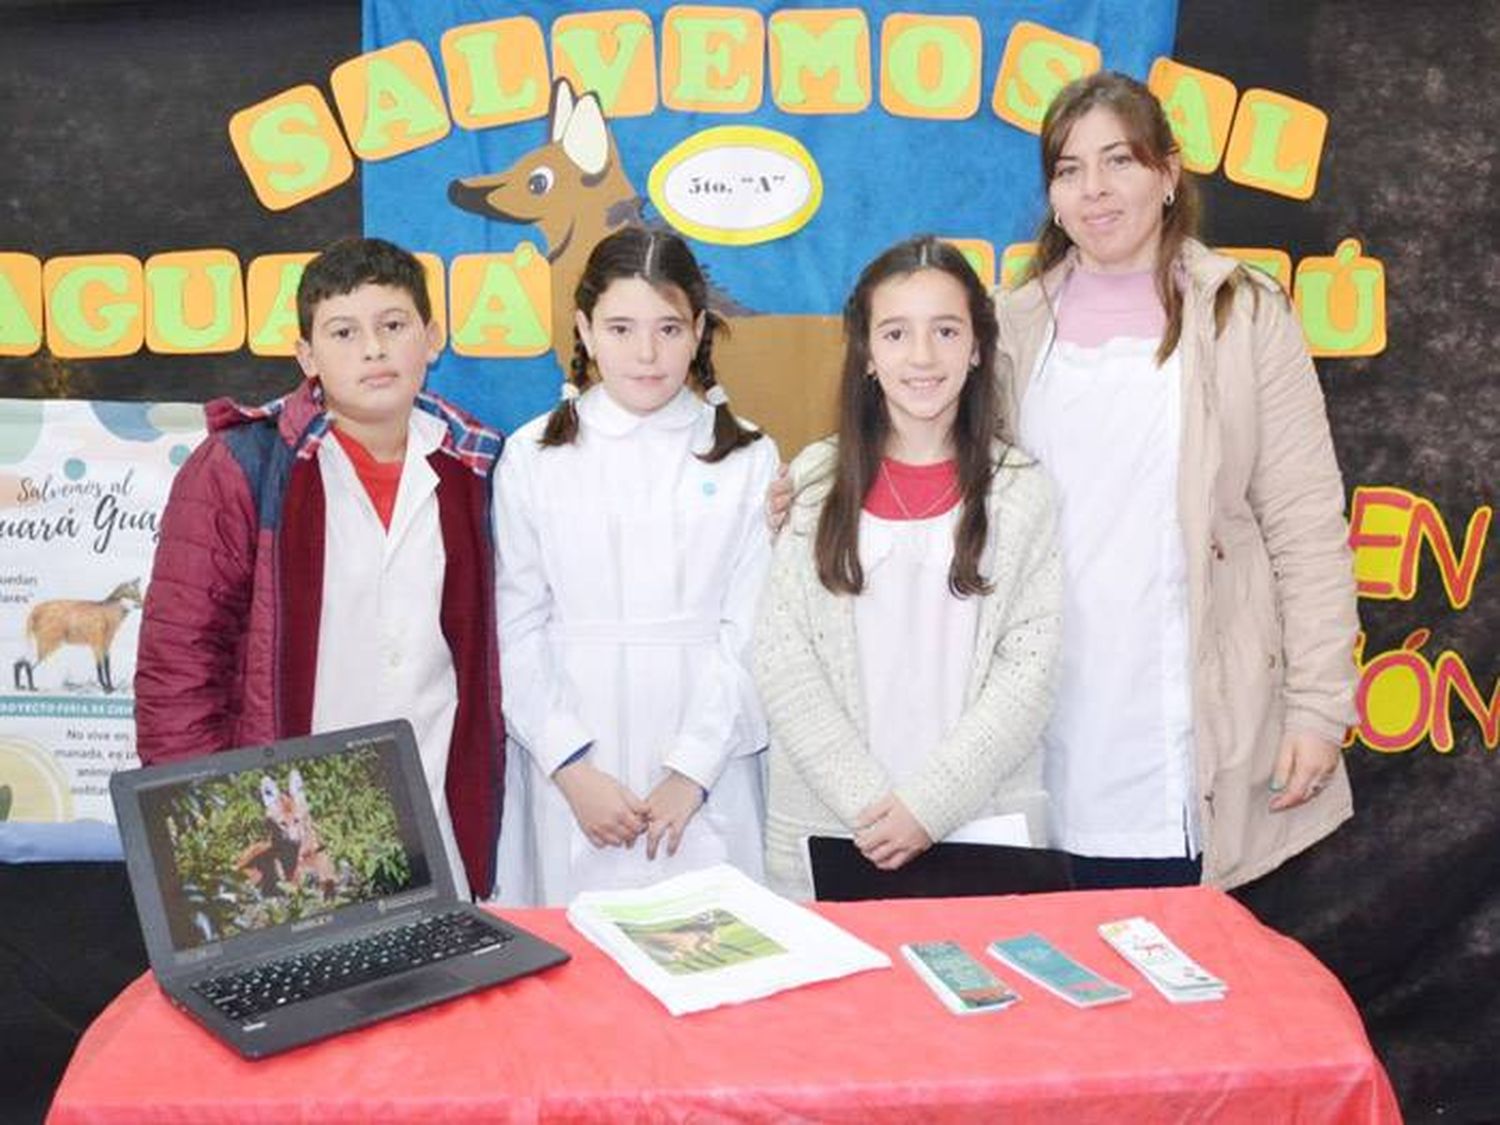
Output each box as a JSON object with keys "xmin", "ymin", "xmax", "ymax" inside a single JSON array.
[{"xmin": 134, "ymin": 237, "xmax": 505, "ymax": 900}]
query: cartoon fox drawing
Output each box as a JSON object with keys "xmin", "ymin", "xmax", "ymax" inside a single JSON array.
[
  {"xmin": 234, "ymin": 770, "xmax": 338, "ymax": 900},
  {"xmin": 449, "ymin": 79, "xmax": 844, "ymax": 455}
]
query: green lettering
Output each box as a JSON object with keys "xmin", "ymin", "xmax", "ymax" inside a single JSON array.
[
  {"xmin": 1004, "ymin": 43, "xmax": 1087, "ymax": 125},
  {"xmin": 356, "ymin": 58, "xmax": 448, "ymax": 152},
  {"xmin": 1298, "ymin": 243, "xmax": 1382, "ymax": 352},
  {"xmin": 553, "ymin": 23, "xmax": 651, "ymax": 113},
  {"xmin": 671, "ymin": 16, "xmax": 749, "ymax": 104},
  {"xmin": 147, "ymin": 264, "xmax": 238, "ymax": 350},
  {"xmin": 250, "ymin": 261, "xmax": 307, "ymax": 349},
  {"xmin": 1239, "ymin": 101, "xmax": 1312, "ymax": 193},
  {"xmin": 888, "ymin": 26, "xmax": 973, "ymax": 110},
  {"xmin": 0, "ymin": 271, "xmax": 41, "ymax": 351},
  {"xmin": 771, "ymin": 17, "xmax": 865, "ymax": 108},
  {"xmin": 249, "ymin": 103, "xmax": 332, "ymax": 194},
  {"xmin": 1159, "ymin": 75, "xmax": 1219, "ymax": 170},
  {"xmin": 449, "ymin": 29, "xmax": 540, "ymax": 117},
  {"xmin": 50, "ymin": 266, "xmax": 137, "ymax": 349},
  {"xmin": 454, "ymin": 259, "xmax": 548, "ymax": 351},
  {"xmin": 1002, "ymin": 249, "xmax": 1037, "ymax": 288}
]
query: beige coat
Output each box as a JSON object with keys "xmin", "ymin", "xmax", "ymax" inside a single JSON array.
[
  {"xmin": 755, "ymin": 440, "xmax": 1061, "ymax": 900},
  {"xmin": 995, "ymin": 239, "xmax": 1358, "ymax": 888}
]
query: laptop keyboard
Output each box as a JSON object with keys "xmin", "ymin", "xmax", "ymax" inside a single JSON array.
[{"xmin": 192, "ymin": 910, "xmax": 514, "ymax": 1023}]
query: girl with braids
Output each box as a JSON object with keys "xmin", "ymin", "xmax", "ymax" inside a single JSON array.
[
  {"xmin": 493, "ymin": 226, "xmax": 779, "ymax": 906},
  {"xmin": 754, "ymin": 235, "xmax": 1061, "ymax": 900}
]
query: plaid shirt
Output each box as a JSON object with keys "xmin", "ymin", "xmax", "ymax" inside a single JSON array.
[{"xmin": 229, "ymin": 383, "xmax": 504, "ymax": 476}]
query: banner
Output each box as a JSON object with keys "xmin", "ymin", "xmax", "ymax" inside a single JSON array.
[
  {"xmin": 359, "ymin": 0, "xmax": 1179, "ymax": 446},
  {"xmin": 0, "ymin": 400, "xmax": 203, "ymax": 860}
]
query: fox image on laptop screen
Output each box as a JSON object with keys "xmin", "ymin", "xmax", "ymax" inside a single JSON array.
[{"xmin": 139, "ymin": 744, "xmax": 426, "ymax": 950}]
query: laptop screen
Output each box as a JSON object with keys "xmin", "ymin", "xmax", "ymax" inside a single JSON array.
[{"xmin": 134, "ymin": 734, "xmax": 433, "ymax": 953}]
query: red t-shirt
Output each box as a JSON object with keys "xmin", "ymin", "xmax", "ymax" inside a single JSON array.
[
  {"xmin": 863, "ymin": 457, "xmax": 960, "ymax": 520},
  {"xmin": 332, "ymin": 427, "xmax": 403, "ymax": 529}
]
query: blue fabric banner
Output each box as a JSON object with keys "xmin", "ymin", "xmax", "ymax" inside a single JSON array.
[{"xmin": 363, "ymin": 1, "xmax": 1177, "ymax": 436}]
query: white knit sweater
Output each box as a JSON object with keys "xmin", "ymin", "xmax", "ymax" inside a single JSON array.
[{"xmin": 754, "ymin": 439, "xmax": 1062, "ymax": 899}]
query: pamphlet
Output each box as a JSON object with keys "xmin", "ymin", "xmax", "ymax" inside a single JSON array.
[
  {"xmin": 988, "ymin": 933, "xmax": 1132, "ymax": 1007},
  {"xmin": 566, "ymin": 864, "xmax": 891, "ymax": 1015},
  {"xmin": 902, "ymin": 940, "xmax": 1019, "ymax": 1014},
  {"xmin": 1098, "ymin": 916, "xmax": 1227, "ymax": 1003}
]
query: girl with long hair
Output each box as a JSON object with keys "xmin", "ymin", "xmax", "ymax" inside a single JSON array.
[{"xmin": 755, "ymin": 235, "xmax": 1061, "ymax": 900}]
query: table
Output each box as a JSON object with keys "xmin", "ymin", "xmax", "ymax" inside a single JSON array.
[{"xmin": 47, "ymin": 886, "xmax": 1400, "ymax": 1123}]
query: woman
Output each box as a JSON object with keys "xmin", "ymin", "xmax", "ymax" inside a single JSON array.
[{"xmin": 999, "ymin": 71, "xmax": 1358, "ymax": 889}]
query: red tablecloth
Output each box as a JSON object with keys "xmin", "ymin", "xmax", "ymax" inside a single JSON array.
[{"xmin": 47, "ymin": 886, "xmax": 1400, "ymax": 1123}]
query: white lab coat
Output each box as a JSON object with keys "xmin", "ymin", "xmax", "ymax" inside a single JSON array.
[
  {"xmin": 311, "ymin": 411, "xmax": 468, "ymax": 891},
  {"xmin": 1019, "ymin": 335, "xmax": 1198, "ymax": 859},
  {"xmin": 493, "ymin": 387, "xmax": 778, "ymax": 905}
]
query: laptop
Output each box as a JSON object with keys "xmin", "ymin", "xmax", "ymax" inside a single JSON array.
[
  {"xmin": 805, "ymin": 835, "xmax": 1074, "ymax": 901},
  {"xmin": 111, "ymin": 719, "xmax": 569, "ymax": 1059}
]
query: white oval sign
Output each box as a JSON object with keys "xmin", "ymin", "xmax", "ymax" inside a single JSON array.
[{"xmin": 648, "ymin": 126, "xmax": 823, "ymax": 246}]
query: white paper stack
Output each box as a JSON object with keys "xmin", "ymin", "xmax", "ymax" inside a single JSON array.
[
  {"xmin": 1097, "ymin": 916, "xmax": 1228, "ymax": 1003},
  {"xmin": 566, "ymin": 863, "xmax": 891, "ymax": 1016}
]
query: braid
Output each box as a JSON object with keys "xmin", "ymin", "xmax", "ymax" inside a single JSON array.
[
  {"xmin": 539, "ymin": 334, "xmax": 590, "ymax": 447},
  {"xmin": 692, "ymin": 312, "xmax": 762, "ymax": 464},
  {"xmin": 570, "ymin": 334, "xmax": 591, "ymax": 387},
  {"xmin": 692, "ymin": 325, "xmax": 720, "ymax": 396},
  {"xmin": 555, "ymin": 225, "xmax": 760, "ymax": 461}
]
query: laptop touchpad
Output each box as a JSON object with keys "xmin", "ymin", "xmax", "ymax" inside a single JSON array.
[{"xmin": 344, "ymin": 970, "xmax": 463, "ymax": 1014}]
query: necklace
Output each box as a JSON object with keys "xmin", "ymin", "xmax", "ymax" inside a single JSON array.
[{"xmin": 879, "ymin": 460, "xmax": 958, "ymax": 520}]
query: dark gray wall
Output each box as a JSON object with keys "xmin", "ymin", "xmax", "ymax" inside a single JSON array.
[{"xmin": 1177, "ymin": 3, "xmax": 1500, "ymax": 1120}]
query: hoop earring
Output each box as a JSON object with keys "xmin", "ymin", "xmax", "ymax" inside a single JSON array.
[
  {"xmin": 1164, "ymin": 190, "xmax": 1175, "ymax": 207},
  {"xmin": 1053, "ymin": 212, "xmax": 1063, "ymax": 229}
]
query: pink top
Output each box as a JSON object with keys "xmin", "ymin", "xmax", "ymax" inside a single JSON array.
[
  {"xmin": 1055, "ymin": 268, "xmax": 1165, "ymax": 348},
  {"xmin": 863, "ymin": 457, "xmax": 960, "ymax": 520}
]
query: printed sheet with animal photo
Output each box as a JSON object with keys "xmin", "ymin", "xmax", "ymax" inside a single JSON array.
[
  {"xmin": 0, "ymin": 399, "xmax": 205, "ymax": 859},
  {"xmin": 566, "ymin": 863, "xmax": 890, "ymax": 1015}
]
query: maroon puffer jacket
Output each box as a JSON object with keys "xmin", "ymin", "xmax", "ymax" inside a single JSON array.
[{"xmin": 134, "ymin": 382, "xmax": 507, "ymax": 898}]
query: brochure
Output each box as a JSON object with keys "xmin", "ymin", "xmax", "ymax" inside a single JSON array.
[
  {"xmin": 1098, "ymin": 916, "xmax": 1227, "ymax": 1003},
  {"xmin": 566, "ymin": 864, "xmax": 891, "ymax": 1015}
]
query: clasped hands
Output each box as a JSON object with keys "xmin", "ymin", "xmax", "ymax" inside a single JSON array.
[
  {"xmin": 853, "ymin": 793, "xmax": 932, "ymax": 871},
  {"xmin": 554, "ymin": 760, "xmax": 702, "ymax": 860}
]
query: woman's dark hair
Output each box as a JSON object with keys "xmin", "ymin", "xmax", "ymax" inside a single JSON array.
[
  {"xmin": 1024, "ymin": 71, "xmax": 1217, "ymax": 365},
  {"xmin": 541, "ymin": 226, "xmax": 761, "ymax": 463},
  {"xmin": 815, "ymin": 235, "xmax": 1005, "ymax": 598}
]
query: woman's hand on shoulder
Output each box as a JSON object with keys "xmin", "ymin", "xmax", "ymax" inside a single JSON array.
[
  {"xmin": 765, "ymin": 461, "xmax": 792, "ymax": 534},
  {"xmin": 853, "ymin": 793, "xmax": 933, "ymax": 870}
]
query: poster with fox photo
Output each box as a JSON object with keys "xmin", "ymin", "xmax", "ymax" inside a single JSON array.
[{"xmin": 0, "ymin": 399, "xmax": 203, "ymax": 855}]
